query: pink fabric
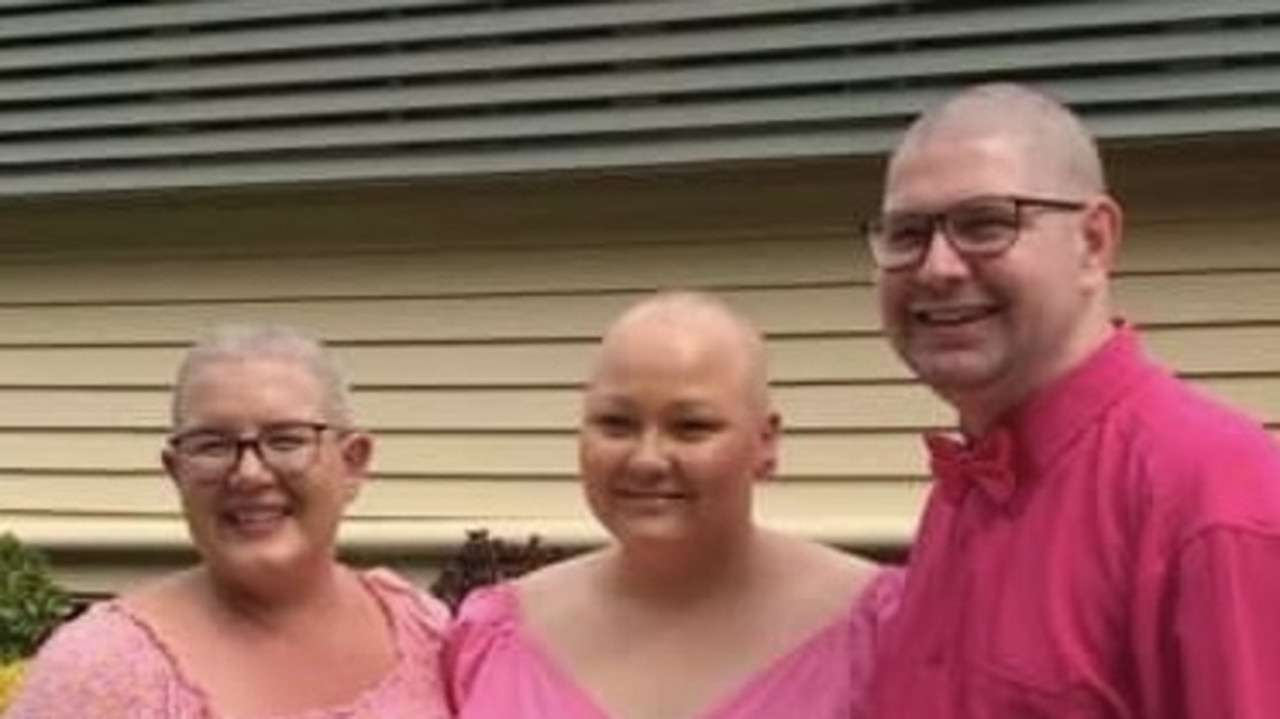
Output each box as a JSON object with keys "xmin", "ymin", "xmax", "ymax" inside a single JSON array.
[
  {"xmin": 446, "ymin": 567, "xmax": 903, "ymax": 719},
  {"xmin": 870, "ymin": 323, "xmax": 1280, "ymax": 719},
  {"xmin": 7, "ymin": 568, "xmax": 451, "ymax": 719}
]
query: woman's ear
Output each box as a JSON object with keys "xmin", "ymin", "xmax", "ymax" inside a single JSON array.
[
  {"xmin": 339, "ymin": 431, "xmax": 374, "ymax": 501},
  {"xmin": 755, "ymin": 412, "xmax": 782, "ymax": 481}
]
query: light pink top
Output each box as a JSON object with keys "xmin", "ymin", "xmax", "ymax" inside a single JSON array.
[
  {"xmin": 870, "ymin": 323, "xmax": 1280, "ymax": 719},
  {"xmin": 7, "ymin": 568, "xmax": 451, "ymax": 719},
  {"xmin": 446, "ymin": 567, "xmax": 903, "ymax": 719}
]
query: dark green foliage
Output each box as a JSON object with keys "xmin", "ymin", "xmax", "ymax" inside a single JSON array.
[
  {"xmin": 0, "ymin": 533, "xmax": 72, "ymax": 662},
  {"xmin": 431, "ymin": 529, "xmax": 568, "ymax": 613}
]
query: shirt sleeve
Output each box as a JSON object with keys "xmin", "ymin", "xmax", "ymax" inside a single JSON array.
[
  {"xmin": 1174, "ymin": 527, "xmax": 1280, "ymax": 719},
  {"xmin": 441, "ymin": 584, "xmax": 514, "ymax": 713},
  {"xmin": 5, "ymin": 604, "xmax": 174, "ymax": 719},
  {"xmin": 847, "ymin": 566, "xmax": 906, "ymax": 719}
]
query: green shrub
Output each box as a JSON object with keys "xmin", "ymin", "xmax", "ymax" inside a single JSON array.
[{"xmin": 0, "ymin": 533, "xmax": 72, "ymax": 663}]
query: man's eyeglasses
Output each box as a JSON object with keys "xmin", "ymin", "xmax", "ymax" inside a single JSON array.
[
  {"xmin": 168, "ymin": 421, "xmax": 336, "ymax": 483},
  {"xmin": 863, "ymin": 194, "xmax": 1088, "ymax": 271}
]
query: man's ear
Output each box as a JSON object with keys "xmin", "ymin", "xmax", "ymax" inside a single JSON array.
[
  {"xmin": 339, "ymin": 431, "xmax": 374, "ymax": 502},
  {"xmin": 1080, "ymin": 194, "xmax": 1123, "ymax": 289}
]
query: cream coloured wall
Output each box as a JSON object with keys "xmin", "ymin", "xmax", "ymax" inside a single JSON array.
[{"xmin": 1, "ymin": 138, "xmax": 1277, "ymax": 594}]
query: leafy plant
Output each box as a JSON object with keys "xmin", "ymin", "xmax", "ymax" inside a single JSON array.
[
  {"xmin": 430, "ymin": 529, "xmax": 569, "ymax": 612},
  {"xmin": 0, "ymin": 533, "xmax": 72, "ymax": 663}
]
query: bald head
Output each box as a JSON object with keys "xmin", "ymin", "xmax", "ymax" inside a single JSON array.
[
  {"xmin": 892, "ymin": 83, "xmax": 1106, "ymax": 197},
  {"xmin": 592, "ymin": 291, "xmax": 773, "ymax": 418}
]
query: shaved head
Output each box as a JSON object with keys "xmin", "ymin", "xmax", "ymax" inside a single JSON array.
[
  {"xmin": 593, "ymin": 290, "xmax": 773, "ymax": 418},
  {"xmin": 891, "ymin": 83, "xmax": 1106, "ymax": 197}
]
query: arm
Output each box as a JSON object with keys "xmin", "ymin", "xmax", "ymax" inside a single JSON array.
[{"xmin": 1175, "ymin": 528, "xmax": 1280, "ymax": 719}]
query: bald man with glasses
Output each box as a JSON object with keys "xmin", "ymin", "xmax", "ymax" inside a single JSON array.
[{"xmin": 865, "ymin": 83, "xmax": 1280, "ymax": 719}]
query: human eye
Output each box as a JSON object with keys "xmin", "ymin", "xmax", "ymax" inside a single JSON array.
[
  {"xmin": 587, "ymin": 411, "xmax": 638, "ymax": 437},
  {"xmin": 261, "ymin": 426, "xmax": 315, "ymax": 452},
  {"xmin": 882, "ymin": 214, "xmax": 933, "ymax": 251},
  {"xmin": 949, "ymin": 201, "xmax": 1018, "ymax": 247},
  {"xmin": 672, "ymin": 415, "xmax": 723, "ymax": 441},
  {"xmin": 176, "ymin": 431, "xmax": 235, "ymax": 458}
]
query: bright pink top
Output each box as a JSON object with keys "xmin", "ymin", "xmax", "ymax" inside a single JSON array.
[
  {"xmin": 7, "ymin": 569, "xmax": 451, "ymax": 719},
  {"xmin": 446, "ymin": 567, "xmax": 903, "ymax": 719},
  {"xmin": 870, "ymin": 324, "xmax": 1280, "ymax": 719}
]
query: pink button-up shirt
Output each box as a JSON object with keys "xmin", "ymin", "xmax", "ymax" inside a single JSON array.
[{"xmin": 870, "ymin": 324, "xmax": 1280, "ymax": 719}]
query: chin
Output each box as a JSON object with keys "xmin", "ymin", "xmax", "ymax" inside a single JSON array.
[
  {"xmin": 907, "ymin": 350, "xmax": 1001, "ymax": 388},
  {"xmin": 609, "ymin": 517, "xmax": 695, "ymax": 549}
]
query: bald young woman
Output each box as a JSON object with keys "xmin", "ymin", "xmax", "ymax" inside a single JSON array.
[
  {"xmin": 866, "ymin": 82, "xmax": 1280, "ymax": 719},
  {"xmin": 447, "ymin": 290, "xmax": 903, "ymax": 719}
]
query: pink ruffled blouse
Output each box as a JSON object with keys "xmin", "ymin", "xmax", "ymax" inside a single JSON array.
[
  {"xmin": 446, "ymin": 567, "xmax": 903, "ymax": 719},
  {"xmin": 7, "ymin": 569, "xmax": 451, "ymax": 719}
]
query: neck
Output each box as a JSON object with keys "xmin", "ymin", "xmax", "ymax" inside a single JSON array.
[
  {"xmin": 953, "ymin": 315, "xmax": 1116, "ymax": 436},
  {"xmin": 202, "ymin": 560, "xmax": 349, "ymax": 629},
  {"xmin": 609, "ymin": 528, "xmax": 760, "ymax": 606}
]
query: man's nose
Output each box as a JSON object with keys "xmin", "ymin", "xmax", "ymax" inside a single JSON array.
[{"xmin": 914, "ymin": 224, "xmax": 971, "ymax": 281}]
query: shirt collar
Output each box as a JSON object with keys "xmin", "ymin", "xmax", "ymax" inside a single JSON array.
[
  {"xmin": 1005, "ymin": 319, "xmax": 1156, "ymax": 481},
  {"xmin": 932, "ymin": 320, "xmax": 1159, "ymax": 506}
]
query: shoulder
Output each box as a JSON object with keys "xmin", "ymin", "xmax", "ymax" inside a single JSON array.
[
  {"xmin": 442, "ymin": 580, "xmax": 523, "ymax": 709},
  {"xmin": 30, "ymin": 601, "xmax": 157, "ymax": 669},
  {"xmin": 1115, "ymin": 372, "xmax": 1280, "ymax": 527},
  {"xmin": 7, "ymin": 601, "xmax": 175, "ymax": 717},
  {"xmin": 510, "ymin": 549, "xmax": 600, "ymax": 613},
  {"xmin": 760, "ymin": 532, "xmax": 883, "ymax": 602},
  {"xmin": 753, "ymin": 533, "xmax": 899, "ymax": 649},
  {"xmin": 763, "ymin": 539, "xmax": 904, "ymax": 632},
  {"xmin": 789, "ymin": 537, "xmax": 903, "ymax": 617},
  {"xmin": 452, "ymin": 579, "xmax": 520, "ymax": 631},
  {"xmin": 361, "ymin": 566, "xmax": 450, "ymax": 638},
  {"xmin": 444, "ymin": 551, "xmax": 602, "ymax": 691},
  {"xmin": 1124, "ymin": 370, "xmax": 1277, "ymax": 464}
]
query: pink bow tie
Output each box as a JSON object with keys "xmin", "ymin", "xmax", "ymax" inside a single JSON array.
[{"xmin": 925, "ymin": 429, "xmax": 1018, "ymax": 505}]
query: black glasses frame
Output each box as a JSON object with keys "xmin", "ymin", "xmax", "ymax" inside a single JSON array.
[
  {"xmin": 167, "ymin": 421, "xmax": 335, "ymax": 482},
  {"xmin": 864, "ymin": 194, "xmax": 1088, "ymax": 271}
]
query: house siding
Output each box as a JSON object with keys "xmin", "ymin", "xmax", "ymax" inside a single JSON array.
[{"xmin": 2, "ymin": 138, "xmax": 1278, "ymax": 594}]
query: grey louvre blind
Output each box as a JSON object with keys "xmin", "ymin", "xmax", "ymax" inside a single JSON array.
[{"xmin": 1, "ymin": 0, "xmax": 1278, "ymax": 197}]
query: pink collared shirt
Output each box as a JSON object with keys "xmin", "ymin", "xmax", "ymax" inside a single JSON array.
[{"xmin": 870, "ymin": 324, "xmax": 1280, "ymax": 719}]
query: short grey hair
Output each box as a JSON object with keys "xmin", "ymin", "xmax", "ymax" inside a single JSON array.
[{"xmin": 170, "ymin": 324, "xmax": 355, "ymax": 427}]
